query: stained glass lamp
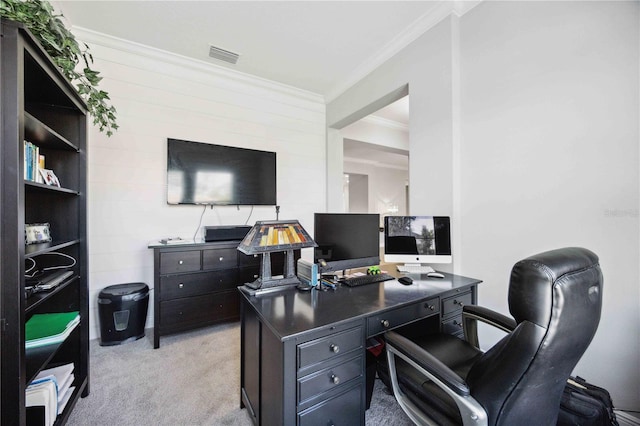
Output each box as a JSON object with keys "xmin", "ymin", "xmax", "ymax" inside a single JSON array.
[{"xmin": 237, "ymin": 220, "xmax": 317, "ymax": 294}]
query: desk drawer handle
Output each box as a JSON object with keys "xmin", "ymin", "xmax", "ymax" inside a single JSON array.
[
  {"xmin": 219, "ymin": 256, "xmax": 224, "ymax": 262},
  {"xmin": 179, "ymin": 260, "xmax": 184, "ymax": 265},
  {"xmin": 330, "ymin": 374, "xmax": 340, "ymax": 385},
  {"xmin": 453, "ymin": 320, "xmax": 463, "ymax": 328},
  {"xmin": 381, "ymin": 319, "xmax": 390, "ymax": 328},
  {"xmin": 425, "ymin": 303, "xmax": 435, "ymax": 310},
  {"xmin": 454, "ymin": 300, "xmax": 464, "ymax": 307},
  {"xmin": 329, "ymin": 344, "xmax": 340, "ymax": 353},
  {"xmin": 178, "ymin": 283, "xmax": 184, "ymax": 289}
]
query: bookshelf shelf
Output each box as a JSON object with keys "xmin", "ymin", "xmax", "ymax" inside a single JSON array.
[
  {"xmin": 24, "ymin": 112, "xmax": 80, "ymax": 152},
  {"xmin": 1, "ymin": 19, "xmax": 89, "ymax": 425}
]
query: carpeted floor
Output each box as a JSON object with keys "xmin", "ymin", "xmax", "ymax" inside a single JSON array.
[{"xmin": 66, "ymin": 322, "xmax": 412, "ymax": 425}]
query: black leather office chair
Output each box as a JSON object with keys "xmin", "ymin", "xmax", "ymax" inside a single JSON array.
[{"xmin": 381, "ymin": 247, "xmax": 603, "ymax": 426}]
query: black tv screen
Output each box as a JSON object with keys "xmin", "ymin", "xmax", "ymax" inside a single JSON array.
[{"xmin": 167, "ymin": 138, "xmax": 277, "ymax": 205}]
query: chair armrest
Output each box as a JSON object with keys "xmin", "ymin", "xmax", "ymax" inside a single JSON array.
[
  {"xmin": 385, "ymin": 330, "xmax": 470, "ymax": 396},
  {"xmin": 463, "ymin": 305, "xmax": 517, "ymax": 349}
]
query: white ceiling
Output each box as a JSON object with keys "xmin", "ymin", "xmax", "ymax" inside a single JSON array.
[
  {"xmin": 56, "ymin": 1, "xmax": 452, "ymax": 166},
  {"xmin": 55, "ymin": 1, "xmax": 446, "ymax": 102}
]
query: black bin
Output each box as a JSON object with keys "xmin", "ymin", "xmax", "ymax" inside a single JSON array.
[{"xmin": 98, "ymin": 283, "xmax": 149, "ymax": 346}]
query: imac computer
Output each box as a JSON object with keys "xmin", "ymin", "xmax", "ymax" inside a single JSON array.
[
  {"xmin": 383, "ymin": 216, "xmax": 452, "ymax": 272},
  {"xmin": 313, "ymin": 213, "xmax": 380, "ymax": 274}
]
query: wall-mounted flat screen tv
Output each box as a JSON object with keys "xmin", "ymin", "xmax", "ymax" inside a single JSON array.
[{"xmin": 167, "ymin": 138, "xmax": 277, "ymax": 206}]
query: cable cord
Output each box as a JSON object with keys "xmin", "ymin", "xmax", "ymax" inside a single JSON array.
[
  {"xmin": 193, "ymin": 204, "xmax": 207, "ymax": 242},
  {"xmin": 25, "ymin": 252, "xmax": 76, "ymax": 278},
  {"xmin": 244, "ymin": 205, "xmax": 254, "ymax": 225},
  {"xmin": 25, "ymin": 257, "xmax": 37, "ymax": 277}
]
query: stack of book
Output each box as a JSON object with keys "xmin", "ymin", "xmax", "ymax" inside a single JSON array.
[
  {"xmin": 24, "ymin": 140, "xmax": 45, "ymax": 183},
  {"xmin": 26, "ymin": 363, "xmax": 75, "ymax": 426},
  {"xmin": 25, "ymin": 312, "xmax": 80, "ymax": 350}
]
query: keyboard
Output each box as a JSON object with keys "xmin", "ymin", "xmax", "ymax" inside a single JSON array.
[
  {"xmin": 396, "ymin": 265, "xmax": 435, "ymax": 274},
  {"xmin": 341, "ymin": 273, "xmax": 394, "ymax": 287}
]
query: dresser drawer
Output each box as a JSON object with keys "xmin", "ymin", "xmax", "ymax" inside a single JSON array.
[
  {"xmin": 202, "ymin": 248, "xmax": 238, "ymax": 270},
  {"xmin": 298, "ymin": 384, "xmax": 362, "ymax": 426},
  {"xmin": 298, "ymin": 355, "xmax": 363, "ymax": 403},
  {"xmin": 298, "ymin": 327, "xmax": 362, "ymax": 370},
  {"xmin": 238, "ymin": 252, "xmax": 261, "ymax": 268},
  {"xmin": 160, "ymin": 290, "xmax": 240, "ymax": 332},
  {"xmin": 160, "ymin": 269, "xmax": 238, "ymax": 300},
  {"xmin": 238, "ymin": 266, "xmax": 260, "ymax": 285},
  {"xmin": 367, "ymin": 297, "xmax": 439, "ymax": 337},
  {"xmin": 442, "ymin": 291, "xmax": 473, "ymax": 316},
  {"xmin": 159, "ymin": 251, "xmax": 201, "ymax": 274},
  {"xmin": 442, "ymin": 315, "xmax": 464, "ymax": 336}
]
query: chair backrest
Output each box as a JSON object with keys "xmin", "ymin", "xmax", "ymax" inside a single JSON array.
[{"xmin": 466, "ymin": 247, "xmax": 603, "ymax": 426}]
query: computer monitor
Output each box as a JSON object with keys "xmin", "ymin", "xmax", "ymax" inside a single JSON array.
[
  {"xmin": 383, "ymin": 216, "xmax": 452, "ymax": 265},
  {"xmin": 313, "ymin": 213, "xmax": 380, "ymax": 273}
]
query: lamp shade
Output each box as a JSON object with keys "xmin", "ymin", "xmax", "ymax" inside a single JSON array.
[{"xmin": 237, "ymin": 220, "xmax": 317, "ymax": 254}]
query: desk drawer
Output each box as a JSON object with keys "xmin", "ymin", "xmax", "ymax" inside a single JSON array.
[
  {"xmin": 298, "ymin": 327, "xmax": 362, "ymax": 370},
  {"xmin": 442, "ymin": 291, "xmax": 472, "ymax": 316},
  {"xmin": 160, "ymin": 251, "xmax": 201, "ymax": 274},
  {"xmin": 202, "ymin": 248, "xmax": 238, "ymax": 270},
  {"xmin": 160, "ymin": 270, "xmax": 238, "ymax": 300},
  {"xmin": 298, "ymin": 384, "xmax": 362, "ymax": 426},
  {"xmin": 367, "ymin": 298, "xmax": 439, "ymax": 337},
  {"xmin": 298, "ymin": 355, "xmax": 362, "ymax": 403},
  {"xmin": 442, "ymin": 315, "xmax": 464, "ymax": 336}
]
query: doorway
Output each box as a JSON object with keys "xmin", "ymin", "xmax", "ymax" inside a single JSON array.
[{"xmin": 341, "ymin": 95, "xmax": 409, "ymax": 216}]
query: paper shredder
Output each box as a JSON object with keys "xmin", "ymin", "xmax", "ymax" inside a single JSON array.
[{"xmin": 98, "ymin": 283, "xmax": 149, "ymax": 346}]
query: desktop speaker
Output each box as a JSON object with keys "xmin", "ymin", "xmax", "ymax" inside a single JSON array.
[
  {"xmin": 204, "ymin": 225, "xmax": 252, "ymax": 242},
  {"xmin": 297, "ymin": 259, "xmax": 319, "ymax": 287}
]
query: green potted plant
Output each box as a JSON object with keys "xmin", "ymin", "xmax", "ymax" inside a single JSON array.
[{"xmin": 1, "ymin": 0, "xmax": 118, "ymax": 136}]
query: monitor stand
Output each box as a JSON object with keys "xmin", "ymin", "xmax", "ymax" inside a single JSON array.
[{"xmin": 396, "ymin": 263, "xmax": 435, "ymax": 274}]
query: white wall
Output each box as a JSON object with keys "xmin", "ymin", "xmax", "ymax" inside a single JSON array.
[
  {"xmin": 459, "ymin": 1, "xmax": 639, "ymax": 409},
  {"xmin": 344, "ymin": 160, "xmax": 408, "ymax": 218},
  {"xmin": 341, "ymin": 117, "xmax": 409, "ymax": 152},
  {"xmin": 326, "ymin": 0, "xmax": 639, "ymax": 410},
  {"xmin": 70, "ymin": 29, "xmax": 326, "ymax": 340}
]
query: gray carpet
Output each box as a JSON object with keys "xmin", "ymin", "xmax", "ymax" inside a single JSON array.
[{"xmin": 66, "ymin": 322, "xmax": 412, "ymax": 425}]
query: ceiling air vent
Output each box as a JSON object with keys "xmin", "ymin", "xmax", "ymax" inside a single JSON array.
[{"xmin": 208, "ymin": 45, "xmax": 240, "ymax": 64}]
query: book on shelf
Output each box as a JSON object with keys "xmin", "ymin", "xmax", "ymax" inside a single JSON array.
[
  {"xmin": 25, "ymin": 312, "xmax": 80, "ymax": 349},
  {"xmin": 27, "ymin": 362, "xmax": 75, "ymax": 424},
  {"xmin": 24, "ymin": 141, "xmax": 46, "ymax": 183},
  {"xmin": 31, "ymin": 362, "xmax": 75, "ymax": 415},
  {"xmin": 25, "ymin": 378, "xmax": 57, "ymax": 426}
]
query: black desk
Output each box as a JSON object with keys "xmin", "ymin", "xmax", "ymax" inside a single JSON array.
[{"xmin": 239, "ymin": 272, "xmax": 481, "ymax": 425}]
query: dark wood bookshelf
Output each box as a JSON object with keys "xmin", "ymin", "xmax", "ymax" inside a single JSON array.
[{"xmin": 1, "ymin": 19, "xmax": 89, "ymax": 425}]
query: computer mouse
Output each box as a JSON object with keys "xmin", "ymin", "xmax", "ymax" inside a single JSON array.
[
  {"xmin": 398, "ymin": 276, "xmax": 413, "ymax": 285},
  {"xmin": 427, "ymin": 272, "xmax": 445, "ymax": 279}
]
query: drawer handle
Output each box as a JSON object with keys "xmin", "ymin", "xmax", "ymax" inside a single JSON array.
[
  {"xmin": 219, "ymin": 256, "xmax": 224, "ymax": 262},
  {"xmin": 454, "ymin": 300, "xmax": 464, "ymax": 307},
  {"xmin": 453, "ymin": 320, "xmax": 463, "ymax": 328},
  {"xmin": 330, "ymin": 374, "xmax": 340, "ymax": 385},
  {"xmin": 381, "ymin": 319, "xmax": 390, "ymax": 328},
  {"xmin": 329, "ymin": 344, "xmax": 340, "ymax": 353},
  {"xmin": 178, "ymin": 283, "xmax": 184, "ymax": 289},
  {"xmin": 179, "ymin": 260, "xmax": 184, "ymax": 265},
  {"xmin": 425, "ymin": 303, "xmax": 435, "ymax": 311}
]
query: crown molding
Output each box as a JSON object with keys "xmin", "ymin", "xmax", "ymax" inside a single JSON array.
[
  {"xmin": 325, "ymin": 0, "xmax": 483, "ymax": 103},
  {"xmin": 361, "ymin": 115, "xmax": 409, "ymax": 132},
  {"xmin": 344, "ymin": 156, "xmax": 408, "ymax": 171},
  {"xmin": 70, "ymin": 26, "xmax": 325, "ymax": 106}
]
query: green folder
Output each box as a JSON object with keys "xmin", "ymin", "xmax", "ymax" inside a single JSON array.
[{"xmin": 25, "ymin": 312, "xmax": 79, "ymax": 342}]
